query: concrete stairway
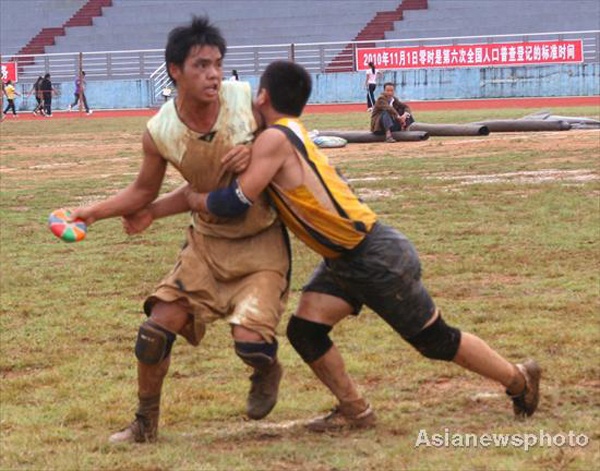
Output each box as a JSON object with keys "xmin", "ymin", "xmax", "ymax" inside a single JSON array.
[
  {"xmin": 15, "ymin": 0, "xmax": 112, "ymax": 65},
  {"xmin": 327, "ymin": 0, "xmax": 428, "ymax": 72}
]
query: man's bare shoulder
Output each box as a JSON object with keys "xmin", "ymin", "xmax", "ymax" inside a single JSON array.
[
  {"xmin": 254, "ymin": 127, "xmax": 288, "ymax": 153},
  {"xmin": 142, "ymin": 129, "xmax": 164, "ymax": 159}
]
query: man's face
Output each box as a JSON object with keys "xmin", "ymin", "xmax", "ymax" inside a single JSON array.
[
  {"xmin": 170, "ymin": 45, "xmax": 223, "ymax": 104},
  {"xmin": 384, "ymin": 85, "xmax": 395, "ymax": 99}
]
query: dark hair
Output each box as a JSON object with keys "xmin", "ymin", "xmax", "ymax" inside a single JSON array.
[
  {"xmin": 368, "ymin": 61, "xmax": 376, "ymax": 74},
  {"xmin": 232, "ymin": 69, "xmax": 239, "ymax": 79},
  {"xmin": 383, "ymin": 82, "xmax": 395, "ymax": 89},
  {"xmin": 259, "ymin": 60, "xmax": 312, "ymax": 117},
  {"xmin": 44, "ymin": 73, "xmax": 50, "ymax": 79},
  {"xmin": 165, "ymin": 16, "xmax": 226, "ymax": 84},
  {"xmin": 81, "ymin": 71, "xmax": 86, "ymax": 76}
]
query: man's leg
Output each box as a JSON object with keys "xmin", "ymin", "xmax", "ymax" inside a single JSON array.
[
  {"xmin": 380, "ymin": 111, "xmax": 402, "ymax": 142},
  {"xmin": 109, "ymin": 300, "xmax": 188, "ymax": 443},
  {"xmin": 357, "ymin": 225, "xmax": 540, "ymax": 418},
  {"xmin": 287, "ymin": 292, "xmax": 376, "ymax": 431},
  {"xmin": 82, "ymin": 93, "xmax": 90, "ymax": 113},
  {"xmin": 231, "ymin": 325, "xmax": 283, "ymax": 420},
  {"xmin": 405, "ymin": 309, "xmax": 540, "ymax": 417}
]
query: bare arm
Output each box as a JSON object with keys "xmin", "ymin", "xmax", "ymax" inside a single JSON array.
[{"xmin": 70, "ymin": 130, "xmax": 167, "ymax": 225}]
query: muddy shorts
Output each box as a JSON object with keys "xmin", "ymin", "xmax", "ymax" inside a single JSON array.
[
  {"xmin": 303, "ymin": 222, "xmax": 435, "ymax": 339},
  {"xmin": 144, "ymin": 222, "xmax": 290, "ymax": 345}
]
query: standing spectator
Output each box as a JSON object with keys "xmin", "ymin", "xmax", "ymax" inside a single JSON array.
[
  {"xmin": 40, "ymin": 73, "xmax": 57, "ymax": 117},
  {"xmin": 370, "ymin": 82, "xmax": 414, "ymax": 142},
  {"xmin": 365, "ymin": 62, "xmax": 379, "ymax": 112},
  {"xmin": 3, "ymin": 80, "xmax": 21, "ymax": 118},
  {"xmin": 161, "ymin": 83, "xmax": 173, "ymax": 103},
  {"xmin": 28, "ymin": 76, "xmax": 45, "ymax": 116},
  {"xmin": 1, "ymin": 81, "xmax": 5, "ymax": 122},
  {"xmin": 229, "ymin": 69, "xmax": 239, "ymax": 81},
  {"xmin": 69, "ymin": 70, "xmax": 92, "ymax": 114}
]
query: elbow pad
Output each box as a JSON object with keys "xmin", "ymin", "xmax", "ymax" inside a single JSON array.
[{"xmin": 206, "ymin": 179, "xmax": 253, "ymax": 218}]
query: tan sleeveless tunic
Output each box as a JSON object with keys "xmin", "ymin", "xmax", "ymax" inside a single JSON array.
[{"xmin": 145, "ymin": 82, "xmax": 289, "ymax": 344}]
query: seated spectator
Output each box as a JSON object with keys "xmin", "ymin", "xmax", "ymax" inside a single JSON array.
[{"xmin": 370, "ymin": 83, "xmax": 414, "ymax": 142}]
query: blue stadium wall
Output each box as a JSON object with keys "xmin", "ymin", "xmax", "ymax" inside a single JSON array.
[{"xmin": 12, "ymin": 63, "xmax": 600, "ymax": 111}]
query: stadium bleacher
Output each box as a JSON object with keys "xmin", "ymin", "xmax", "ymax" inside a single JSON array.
[
  {"xmin": 0, "ymin": 0, "xmax": 88, "ymax": 56},
  {"xmin": 386, "ymin": 0, "xmax": 600, "ymax": 40},
  {"xmin": 0, "ymin": 0, "xmax": 402, "ymax": 56}
]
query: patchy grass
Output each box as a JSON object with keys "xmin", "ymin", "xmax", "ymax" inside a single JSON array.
[{"xmin": 1, "ymin": 107, "xmax": 599, "ymax": 471}]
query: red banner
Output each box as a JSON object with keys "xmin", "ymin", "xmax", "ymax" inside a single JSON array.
[
  {"xmin": 356, "ymin": 40, "xmax": 584, "ymax": 71},
  {"xmin": 1, "ymin": 63, "xmax": 18, "ymax": 83}
]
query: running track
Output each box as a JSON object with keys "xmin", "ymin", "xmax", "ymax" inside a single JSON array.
[{"xmin": 5, "ymin": 96, "xmax": 599, "ymax": 121}]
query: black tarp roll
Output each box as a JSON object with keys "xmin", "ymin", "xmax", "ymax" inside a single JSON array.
[
  {"xmin": 317, "ymin": 130, "xmax": 429, "ymax": 142},
  {"xmin": 407, "ymin": 123, "xmax": 490, "ymax": 136},
  {"xmin": 470, "ymin": 120, "xmax": 571, "ymax": 132}
]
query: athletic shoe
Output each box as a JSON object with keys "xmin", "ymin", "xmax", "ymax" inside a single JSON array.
[
  {"xmin": 68, "ymin": 105, "xmax": 72, "ymax": 112},
  {"xmin": 507, "ymin": 359, "xmax": 541, "ymax": 417},
  {"xmin": 246, "ymin": 360, "xmax": 283, "ymax": 420},
  {"xmin": 385, "ymin": 136, "xmax": 396, "ymax": 143},
  {"xmin": 367, "ymin": 107, "xmax": 373, "ymax": 112},
  {"xmin": 87, "ymin": 110, "xmax": 93, "ymax": 115},
  {"xmin": 305, "ymin": 398, "xmax": 376, "ymax": 432}
]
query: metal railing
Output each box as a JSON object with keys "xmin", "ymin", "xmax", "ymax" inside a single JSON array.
[{"xmin": 5, "ymin": 30, "xmax": 598, "ymax": 85}]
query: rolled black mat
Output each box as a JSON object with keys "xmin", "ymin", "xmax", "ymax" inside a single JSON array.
[
  {"xmin": 317, "ymin": 130, "xmax": 429, "ymax": 142},
  {"xmin": 407, "ymin": 123, "xmax": 489, "ymax": 136},
  {"xmin": 470, "ymin": 120, "xmax": 571, "ymax": 132}
]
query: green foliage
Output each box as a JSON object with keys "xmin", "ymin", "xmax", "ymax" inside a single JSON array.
[{"xmin": 1, "ymin": 109, "xmax": 598, "ymax": 470}]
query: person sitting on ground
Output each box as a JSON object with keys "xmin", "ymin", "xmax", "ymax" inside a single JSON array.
[{"xmin": 370, "ymin": 82, "xmax": 414, "ymax": 142}]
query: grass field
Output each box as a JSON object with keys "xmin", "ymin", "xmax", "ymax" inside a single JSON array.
[{"xmin": 1, "ymin": 106, "xmax": 599, "ymax": 471}]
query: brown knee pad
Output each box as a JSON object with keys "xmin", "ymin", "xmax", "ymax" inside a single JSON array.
[{"xmin": 135, "ymin": 320, "xmax": 176, "ymax": 365}]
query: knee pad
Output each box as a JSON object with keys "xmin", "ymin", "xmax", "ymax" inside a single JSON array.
[
  {"xmin": 286, "ymin": 316, "xmax": 333, "ymax": 364},
  {"xmin": 405, "ymin": 313, "xmax": 461, "ymax": 361},
  {"xmin": 235, "ymin": 339, "xmax": 278, "ymax": 369},
  {"xmin": 135, "ymin": 320, "xmax": 176, "ymax": 364}
]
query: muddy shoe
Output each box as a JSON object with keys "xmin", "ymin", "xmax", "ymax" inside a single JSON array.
[
  {"xmin": 305, "ymin": 398, "xmax": 376, "ymax": 432},
  {"xmin": 109, "ymin": 395, "xmax": 160, "ymax": 443},
  {"xmin": 507, "ymin": 359, "xmax": 542, "ymax": 418},
  {"xmin": 247, "ymin": 360, "xmax": 283, "ymax": 420},
  {"xmin": 108, "ymin": 416, "xmax": 157, "ymax": 444}
]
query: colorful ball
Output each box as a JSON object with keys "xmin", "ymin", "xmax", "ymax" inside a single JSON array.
[{"xmin": 48, "ymin": 208, "xmax": 87, "ymax": 243}]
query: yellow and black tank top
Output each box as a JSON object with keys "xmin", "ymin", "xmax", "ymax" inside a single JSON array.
[{"xmin": 267, "ymin": 118, "xmax": 377, "ymax": 259}]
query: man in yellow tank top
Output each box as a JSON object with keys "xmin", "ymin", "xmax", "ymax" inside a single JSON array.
[
  {"xmin": 183, "ymin": 61, "xmax": 541, "ymax": 430},
  {"xmin": 69, "ymin": 18, "xmax": 290, "ymax": 443}
]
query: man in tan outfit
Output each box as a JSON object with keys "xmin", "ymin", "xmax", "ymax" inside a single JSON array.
[{"xmin": 70, "ymin": 16, "xmax": 289, "ymax": 443}]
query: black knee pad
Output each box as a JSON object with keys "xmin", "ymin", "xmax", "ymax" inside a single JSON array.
[
  {"xmin": 405, "ymin": 314, "xmax": 461, "ymax": 361},
  {"xmin": 235, "ymin": 339, "xmax": 278, "ymax": 369},
  {"xmin": 286, "ymin": 316, "xmax": 333, "ymax": 364},
  {"xmin": 135, "ymin": 320, "xmax": 176, "ymax": 364}
]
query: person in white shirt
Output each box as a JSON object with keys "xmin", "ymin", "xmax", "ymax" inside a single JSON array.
[{"xmin": 365, "ymin": 62, "xmax": 378, "ymax": 111}]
